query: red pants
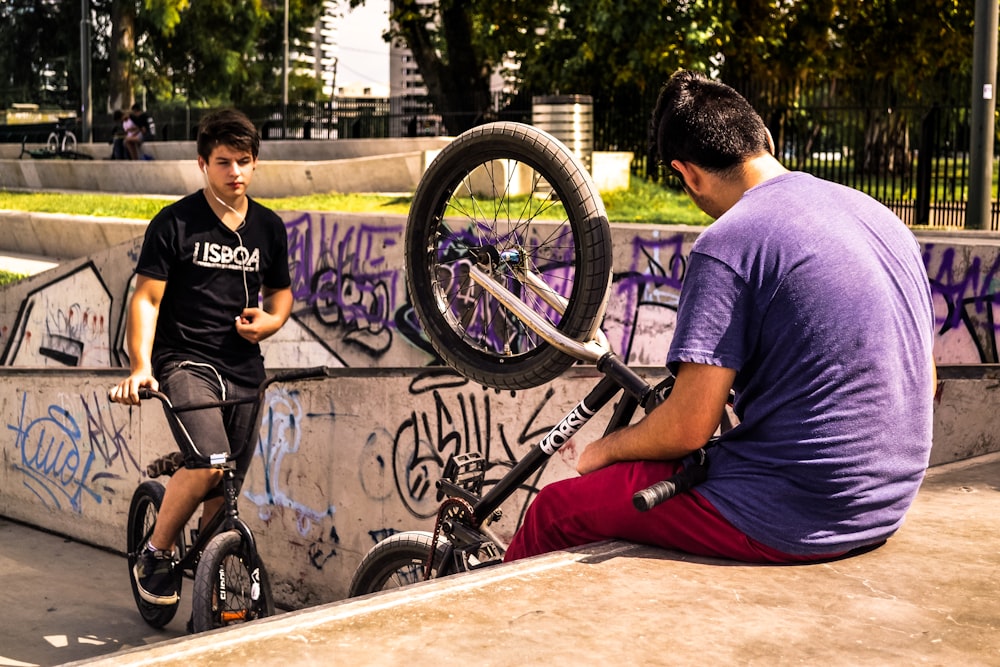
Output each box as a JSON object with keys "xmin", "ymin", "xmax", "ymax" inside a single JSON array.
[{"xmin": 504, "ymin": 460, "xmax": 843, "ymax": 563}]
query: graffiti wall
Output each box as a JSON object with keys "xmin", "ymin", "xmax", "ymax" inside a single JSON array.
[
  {"xmin": 0, "ymin": 366, "xmax": 652, "ymax": 607},
  {"xmin": 3, "ymin": 214, "xmax": 995, "ymax": 373},
  {"xmin": 2, "ymin": 212, "xmax": 1000, "ymax": 610}
]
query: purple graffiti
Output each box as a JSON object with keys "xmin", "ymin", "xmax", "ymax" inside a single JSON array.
[{"xmin": 284, "ymin": 212, "xmax": 404, "ymax": 356}]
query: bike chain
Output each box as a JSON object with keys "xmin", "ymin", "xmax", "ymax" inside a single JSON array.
[{"xmin": 427, "ymin": 496, "xmax": 476, "ymax": 580}]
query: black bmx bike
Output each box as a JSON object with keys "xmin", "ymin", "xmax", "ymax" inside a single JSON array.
[
  {"xmin": 126, "ymin": 367, "xmax": 334, "ymax": 633},
  {"xmin": 348, "ymin": 121, "xmax": 721, "ymax": 596}
]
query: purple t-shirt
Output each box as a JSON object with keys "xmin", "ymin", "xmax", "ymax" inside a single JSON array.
[{"xmin": 668, "ymin": 172, "xmax": 934, "ymax": 555}]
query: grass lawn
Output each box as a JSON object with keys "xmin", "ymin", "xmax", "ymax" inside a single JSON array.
[
  {"xmin": 0, "ymin": 178, "xmax": 710, "ymax": 226},
  {"xmin": 0, "ymin": 179, "xmax": 709, "ymax": 286}
]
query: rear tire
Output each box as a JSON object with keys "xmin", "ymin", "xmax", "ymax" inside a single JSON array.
[
  {"xmin": 126, "ymin": 481, "xmax": 181, "ymax": 628},
  {"xmin": 191, "ymin": 530, "xmax": 275, "ymax": 633},
  {"xmin": 405, "ymin": 121, "xmax": 612, "ymax": 390},
  {"xmin": 348, "ymin": 531, "xmax": 452, "ymax": 597}
]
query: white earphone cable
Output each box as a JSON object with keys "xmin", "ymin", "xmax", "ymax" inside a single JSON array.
[{"xmin": 203, "ymin": 166, "xmax": 251, "ymax": 310}]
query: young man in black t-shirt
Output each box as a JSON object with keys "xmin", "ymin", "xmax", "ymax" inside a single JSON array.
[{"xmin": 109, "ymin": 109, "xmax": 292, "ymax": 606}]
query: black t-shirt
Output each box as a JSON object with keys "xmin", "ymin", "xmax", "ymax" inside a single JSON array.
[{"xmin": 136, "ymin": 191, "xmax": 290, "ymax": 386}]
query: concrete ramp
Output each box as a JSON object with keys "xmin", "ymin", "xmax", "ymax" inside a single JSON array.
[{"xmin": 69, "ymin": 453, "xmax": 1000, "ymax": 667}]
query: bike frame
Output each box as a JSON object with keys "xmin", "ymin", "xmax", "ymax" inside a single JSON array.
[
  {"xmin": 133, "ymin": 367, "xmax": 335, "ymax": 574},
  {"xmin": 420, "ymin": 249, "xmax": 718, "ymax": 581}
]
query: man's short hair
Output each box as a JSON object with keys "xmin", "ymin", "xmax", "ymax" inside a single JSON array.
[
  {"xmin": 197, "ymin": 109, "xmax": 261, "ymax": 161},
  {"xmin": 649, "ymin": 70, "xmax": 771, "ymax": 173}
]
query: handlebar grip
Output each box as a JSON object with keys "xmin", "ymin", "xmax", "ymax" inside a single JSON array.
[
  {"xmin": 632, "ymin": 460, "xmax": 708, "ymax": 512},
  {"xmin": 137, "ymin": 388, "xmax": 154, "ymax": 400},
  {"xmin": 270, "ymin": 366, "xmax": 334, "ymax": 383}
]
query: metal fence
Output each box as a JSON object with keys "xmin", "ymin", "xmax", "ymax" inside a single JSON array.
[{"xmin": 586, "ymin": 78, "xmax": 993, "ymax": 230}]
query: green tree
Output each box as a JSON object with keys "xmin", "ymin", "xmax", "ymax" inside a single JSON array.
[
  {"xmin": 0, "ymin": 1, "xmax": 80, "ymax": 108},
  {"xmin": 345, "ymin": 0, "xmax": 552, "ymax": 134},
  {"xmin": 106, "ymin": 0, "xmax": 325, "ymax": 110}
]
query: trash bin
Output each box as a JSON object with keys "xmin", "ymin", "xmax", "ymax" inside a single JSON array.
[{"xmin": 532, "ymin": 95, "xmax": 594, "ymax": 172}]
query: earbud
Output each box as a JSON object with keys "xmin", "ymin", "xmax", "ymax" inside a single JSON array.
[{"xmin": 202, "ymin": 165, "xmax": 208, "ymax": 174}]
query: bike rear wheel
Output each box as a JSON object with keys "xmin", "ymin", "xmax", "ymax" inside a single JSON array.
[
  {"xmin": 126, "ymin": 481, "xmax": 181, "ymax": 628},
  {"xmin": 191, "ymin": 530, "xmax": 275, "ymax": 633},
  {"xmin": 62, "ymin": 131, "xmax": 77, "ymax": 153},
  {"xmin": 348, "ymin": 531, "xmax": 452, "ymax": 597},
  {"xmin": 406, "ymin": 121, "xmax": 613, "ymax": 390}
]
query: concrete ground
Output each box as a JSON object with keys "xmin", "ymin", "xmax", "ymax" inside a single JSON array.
[
  {"xmin": 1, "ymin": 452, "xmax": 996, "ymax": 667},
  {"xmin": 0, "ymin": 253, "xmax": 58, "ymax": 276},
  {"xmin": 0, "ymin": 518, "xmax": 193, "ymax": 667}
]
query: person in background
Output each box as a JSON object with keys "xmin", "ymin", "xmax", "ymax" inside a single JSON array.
[
  {"xmin": 110, "ymin": 110, "xmax": 128, "ymax": 160},
  {"xmin": 131, "ymin": 103, "xmax": 155, "ymax": 143},
  {"xmin": 122, "ymin": 111, "xmax": 143, "ymax": 160},
  {"xmin": 109, "ymin": 109, "xmax": 292, "ymax": 606}
]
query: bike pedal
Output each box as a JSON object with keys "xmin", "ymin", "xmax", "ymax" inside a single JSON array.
[
  {"xmin": 446, "ymin": 452, "xmax": 486, "ymax": 491},
  {"xmin": 468, "ymin": 543, "xmax": 503, "ymax": 569}
]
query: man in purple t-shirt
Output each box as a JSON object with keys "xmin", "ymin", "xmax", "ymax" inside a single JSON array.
[{"xmin": 504, "ymin": 71, "xmax": 936, "ymax": 563}]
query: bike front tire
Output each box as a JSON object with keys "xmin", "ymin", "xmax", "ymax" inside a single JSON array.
[
  {"xmin": 190, "ymin": 530, "xmax": 275, "ymax": 633},
  {"xmin": 348, "ymin": 531, "xmax": 452, "ymax": 597},
  {"xmin": 126, "ymin": 481, "xmax": 181, "ymax": 629},
  {"xmin": 406, "ymin": 121, "xmax": 613, "ymax": 390}
]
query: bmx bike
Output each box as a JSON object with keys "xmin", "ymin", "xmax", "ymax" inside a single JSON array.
[
  {"xmin": 19, "ymin": 118, "xmax": 92, "ymax": 160},
  {"xmin": 126, "ymin": 366, "xmax": 334, "ymax": 633},
  {"xmin": 348, "ymin": 121, "xmax": 720, "ymax": 596}
]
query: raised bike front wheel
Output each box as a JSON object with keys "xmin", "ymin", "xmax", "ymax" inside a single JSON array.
[
  {"xmin": 191, "ymin": 530, "xmax": 275, "ymax": 633},
  {"xmin": 348, "ymin": 531, "xmax": 452, "ymax": 597},
  {"xmin": 126, "ymin": 481, "xmax": 181, "ymax": 628},
  {"xmin": 62, "ymin": 131, "xmax": 77, "ymax": 153},
  {"xmin": 45, "ymin": 133, "xmax": 59, "ymax": 153},
  {"xmin": 406, "ymin": 121, "xmax": 613, "ymax": 390}
]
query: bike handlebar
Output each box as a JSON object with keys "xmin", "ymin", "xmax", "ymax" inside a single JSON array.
[
  {"xmin": 266, "ymin": 366, "xmax": 338, "ymax": 385},
  {"xmin": 632, "ymin": 449, "xmax": 709, "ymax": 512},
  {"xmin": 137, "ymin": 387, "xmax": 164, "ymax": 402}
]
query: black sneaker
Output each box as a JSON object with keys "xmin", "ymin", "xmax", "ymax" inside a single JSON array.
[{"xmin": 134, "ymin": 548, "xmax": 179, "ymax": 605}]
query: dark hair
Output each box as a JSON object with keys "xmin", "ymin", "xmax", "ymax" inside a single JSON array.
[
  {"xmin": 196, "ymin": 109, "xmax": 261, "ymax": 161},
  {"xmin": 649, "ymin": 70, "xmax": 770, "ymax": 174}
]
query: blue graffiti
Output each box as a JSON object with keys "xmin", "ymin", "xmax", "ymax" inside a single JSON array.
[
  {"xmin": 7, "ymin": 392, "xmax": 103, "ymax": 511},
  {"xmin": 244, "ymin": 387, "xmax": 337, "ymax": 534}
]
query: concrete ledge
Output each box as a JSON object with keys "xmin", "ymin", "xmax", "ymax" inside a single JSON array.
[
  {"xmin": 68, "ymin": 453, "xmax": 1000, "ymax": 666},
  {"xmin": 0, "ymin": 137, "xmax": 454, "ymax": 162},
  {"xmin": 0, "ymin": 138, "xmax": 632, "ymax": 196},
  {"xmin": 0, "ymin": 210, "xmax": 146, "ymax": 259},
  {"xmin": 0, "ymin": 151, "xmax": 435, "ymax": 197}
]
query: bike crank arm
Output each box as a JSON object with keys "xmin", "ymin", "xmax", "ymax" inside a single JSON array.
[{"xmin": 467, "ymin": 264, "xmax": 610, "ymax": 363}]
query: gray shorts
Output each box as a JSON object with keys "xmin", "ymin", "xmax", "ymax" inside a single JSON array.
[{"xmin": 157, "ymin": 360, "xmax": 259, "ymax": 492}]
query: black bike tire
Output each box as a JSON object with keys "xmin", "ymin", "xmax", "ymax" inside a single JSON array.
[
  {"xmin": 126, "ymin": 481, "xmax": 181, "ymax": 628},
  {"xmin": 405, "ymin": 121, "xmax": 612, "ymax": 390},
  {"xmin": 190, "ymin": 530, "xmax": 275, "ymax": 633},
  {"xmin": 348, "ymin": 531, "xmax": 452, "ymax": 597}
]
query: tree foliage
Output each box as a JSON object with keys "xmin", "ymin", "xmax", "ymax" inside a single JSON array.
[
  {"xmin": 0, "ymin": 0, "xmax": 984, "ymax": 139},
  {"xmin": 346, "ymin": 0, "xmax": 554, "ymax": 134},
  {"xmin": 0, "ymin": 1, "xmax": 81, "ymax": 107}
]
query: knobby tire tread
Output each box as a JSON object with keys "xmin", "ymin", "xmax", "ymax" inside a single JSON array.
[
  {"xmin": 405, "ymin": 121, "xmax": 612, "ymax": 390},
  {"xmin": 126, "ymin": 481, "xmax": 180, "ymax": 628},
  {"xmin": 191, "ymin": 530, "xmax": 275, "ymax": 634},
  {"xmin": 348, "ymin": 531, "xmax": 450, "ymax": 597}
]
